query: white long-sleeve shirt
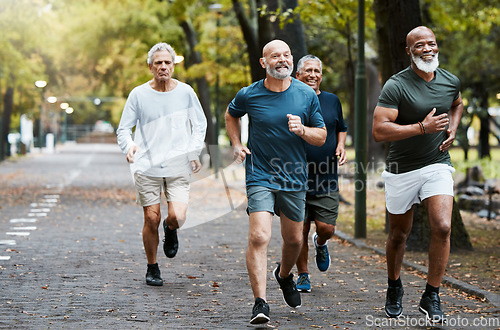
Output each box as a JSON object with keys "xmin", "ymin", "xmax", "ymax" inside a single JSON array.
[{"xmin": 116, "ymin": 80, "xmax": 207, "ymax": 177}]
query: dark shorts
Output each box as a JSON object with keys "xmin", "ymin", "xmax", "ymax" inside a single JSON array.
[
  {"xmin": 304, "ymin": 191, "xmax": 339, "ymax": 226},
  {"xmin": 246, "ymin": 185, "xmax": 306, "ymax": 222}
]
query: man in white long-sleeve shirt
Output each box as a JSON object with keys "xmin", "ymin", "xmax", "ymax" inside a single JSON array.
[{"xmin": 117, "ymin": 42, "xmax": 207, "ymax": 286}]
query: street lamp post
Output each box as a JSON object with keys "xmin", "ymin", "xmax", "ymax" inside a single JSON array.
[
  {"xmin": 209, "ymin": 3, "xmax": 222, "ymax": 178},
  {"xmin": 354, "ymin": 0, "xmax": 367, "ymax": 238},
  {"xmin": 35, "ymin": 80, "xmax": 47, "ymax": 148},
  {"xmin": 60, "ymin": 102, "xmax": 69, "ymax": 144}
]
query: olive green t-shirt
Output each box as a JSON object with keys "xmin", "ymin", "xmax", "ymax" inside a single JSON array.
[{"xmin": 377, "ymin": 66, "xmax": 460, "ymax": 174}]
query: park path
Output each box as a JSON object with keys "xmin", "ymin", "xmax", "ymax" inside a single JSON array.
[{"xmin": 0, "ymin": 143, "xmax": 497, "ymax": 329}]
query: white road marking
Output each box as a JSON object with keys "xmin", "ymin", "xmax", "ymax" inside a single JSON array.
[
  {"xmin": 10, "ymin": 226, "xmax": 37, "ymax": 230},
  {"xmin": 28, "ymin": 213, "xmax": 47, "ymax": 217},
  {"xmin": 9, "ymin": 218, "xmax": 37, "ymax": 223}
]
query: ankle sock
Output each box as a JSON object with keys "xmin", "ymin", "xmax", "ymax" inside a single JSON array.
[
  {"xmin": 388, "ymin": 277, "xmax": 402, "ymax": 288},
  {"xmin": 424, "ymin": 283, "xmax": 439, "ymax": 296}
]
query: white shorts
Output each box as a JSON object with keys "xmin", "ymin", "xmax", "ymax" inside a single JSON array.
[
  {"xmin": 382, "ymin": 164, "xmax": 455, "ymax": 214},
  {"xmin": 134, "ymin": 172, "xmax": 190, "ymax": 206}
]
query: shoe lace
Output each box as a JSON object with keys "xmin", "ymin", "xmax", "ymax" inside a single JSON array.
[
  {"xmin": 297, "ymin": 275, "xmax": 310, "ymax": 286},
  {"xmin": 317, "ymin": 246, "xmax": 328, "ymax": 260},
  {"xmin": 254, "ymin": 300, "xmax": 264, "ymax": 310},
  {"xmin": 431, "ymin": 297, "xmax": 441, "ymax": 311},
  {"xmin": 387, "ymin": 287, "xmax": 402, "ymax": 305}
]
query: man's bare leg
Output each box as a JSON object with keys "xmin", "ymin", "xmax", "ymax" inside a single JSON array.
[
  {"xmin": 279, "ymin": 213, "xmax": 303, "ymax": 278},
  {"xmin": 296, "ymin": 220, "xmax": 311, "ymax": 274},
  {"xmin": 142, "ymin": 204, "xmax": 161, "ymax": 264},
  {"xmin": 424, "ymin": 195, "xmax": 453, "ymax": 287},
  {"xmin": 246, "ymin": 211, "xmax": 273, "ymax": 300},
  {"xmin": 386, "ymin": 207, "xmax": 414, "ymax": 281}
]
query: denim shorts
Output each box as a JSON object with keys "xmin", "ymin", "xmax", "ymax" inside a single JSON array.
[
  {"xmin": 305, "ymin": 190, "xmax": 339, "ymax": 225},
  {"xmin": 382, "ymin": 164, "xmax": 455, "ymax": 214},
  {"xmin": 246, "ymin": 185, "xmax": 306, "ymax": 222}
]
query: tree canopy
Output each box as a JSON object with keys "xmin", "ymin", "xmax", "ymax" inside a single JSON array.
[{"xmin": 0, "ymin": 0, "xmax": 498, "ymax": 155}]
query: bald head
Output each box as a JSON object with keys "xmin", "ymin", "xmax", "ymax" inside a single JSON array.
[
  {"xmin": 406, "ymin": 26, "xmax": 435, "ymax": 48},
  {"xmin": 262, "ymin": 40, "xmax": 291, "ymax": 57}
]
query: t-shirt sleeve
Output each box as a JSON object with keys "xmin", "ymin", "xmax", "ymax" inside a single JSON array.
[
  {"xmin": 228, "ymin": 87, "xmax": 248, "ymax": 118},
  {"xmin": 453, "ymin": 76, "xmax": 461, "ymax": 101},
  {"xmin": 336, "ymin": 99, "xmax": 348, "ymax": 133},
  {"xmin": 377, "ymin": 78, "xmax": 401, "ymax": 109},
  {"xmin": 307, "ymin": 94, "xmax": 325, "ymax": 128}
]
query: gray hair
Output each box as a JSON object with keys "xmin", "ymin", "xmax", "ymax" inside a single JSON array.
[
  {"xmin": 296, "ymin": 55, "xmax": 322, "ymax": 74},
  {"xmin": 147, "ymin": 42, "xmax": 176, "ymax": 65}
]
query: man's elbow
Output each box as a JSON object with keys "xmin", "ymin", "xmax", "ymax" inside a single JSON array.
[
  {"xmin": 372, "ymin": 131, "xmax": 383, "ymax": 142},
  {"xmin": 372, "ymin": 125, "xmax": 386, "ymax": 142}
]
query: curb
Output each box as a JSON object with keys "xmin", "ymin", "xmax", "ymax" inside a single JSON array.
[{"xmin": 335, "ymin": 230, "xmax": 500, "ymax": 309}]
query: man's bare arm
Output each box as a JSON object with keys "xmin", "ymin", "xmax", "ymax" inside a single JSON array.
[
  {"xmin": 225, "ymin": 108, "xmax": 251, "ymax": 164},
  {"xmin": 373, "ymin": 106, "xmax": 450, "ymax": 142},
  {"xmin": 439, "ymin": 92, "xmax": 463, "ymax": 152}
]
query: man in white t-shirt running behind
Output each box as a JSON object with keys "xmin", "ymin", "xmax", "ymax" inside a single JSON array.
[{"xmin": 117, "ymin": 42, "xmax": 207, "ymax": 286}]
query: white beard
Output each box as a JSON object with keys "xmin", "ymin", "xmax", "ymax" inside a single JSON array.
[
  {"xmin": 263, "ymin": 59, "xmax": 293, "ymax": 80},
  {"xmin": 412, "ymin": 52, "xmax": 439, "ymax": 73}
]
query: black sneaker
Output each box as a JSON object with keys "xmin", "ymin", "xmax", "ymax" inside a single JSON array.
[
  {"xmin": 385, "ymin": 286, "xmax": 404, "ymax": 318},
  {"xmin": 273, "ymin": 263, "xmax": 301, "ymax": 308},
  {"xmin": 250, "ymin": 297, "xmax": 270, "ymax": 325},
  {"xmin": 419, "ymin": 292, "xmax": 446, "ymax": 323},
  {"xmin": 163, "ymin": 219, "xmax": 178, "ymax": 258},
  {"xmin": 146, "ymin": 263, "xmax": 163, "ymax": 286}
]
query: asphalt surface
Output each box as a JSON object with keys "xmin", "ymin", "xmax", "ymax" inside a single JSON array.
[{"xmin": 0, "ymin": 143, "xmax": 498, "ymax": 329}]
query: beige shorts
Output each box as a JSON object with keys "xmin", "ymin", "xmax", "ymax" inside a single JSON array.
[
  {"xmin": 382, "ymin": 164, "xmax": 455, "ymax": 214},
  {"xmin": 134, "ymin": 172, "xmax": 190, "ymax": 206}
]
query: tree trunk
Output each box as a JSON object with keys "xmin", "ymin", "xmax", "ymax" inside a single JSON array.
[
  {"xmin": 373, "ymin": 0, "xmax": 421, "ymax": 81},
  {"xmin": 233, "ymin": 0, "xmax": 307, "ymax": 81},
  {"xmin": 478, "ymin": 113, "xmax": 491, "ymax": 159},
  {"xmin": 269, "ymin": 0, "xmax": 308, "ymax": 73},
  {"xmin": 366, "ymin": 62, "xmax": 385, "ymax": 166},
  {"xmin": 232, "ymin": 0, "xmax": 265, "ymax": 82},
  {"xmin": 1, "ymin": 87, "xmax": 13, "ymax": 159},
  {"xmin": 179, "ymin": 20, "xmax": 215, "ymax": 147}
]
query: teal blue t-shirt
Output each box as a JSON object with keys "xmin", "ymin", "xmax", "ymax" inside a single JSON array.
[{"xmin": 228, "ymin": 78, "xmax": 325, "ymax": 191}]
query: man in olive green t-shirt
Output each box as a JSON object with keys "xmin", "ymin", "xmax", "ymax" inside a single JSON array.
[{"xmin": 373, "ymin": 26, "xmax": 463, "ymax": 324}]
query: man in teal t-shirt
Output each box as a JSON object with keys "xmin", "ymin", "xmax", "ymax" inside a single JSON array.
[
  {"xmin": 225, "ymin": 40, "xmax": 326, "ymax": 325},
  {"xmin": 373, "ymin": 26, "xmax": 463, "ymax": 324}
]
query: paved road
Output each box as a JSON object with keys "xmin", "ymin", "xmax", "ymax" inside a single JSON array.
[{"xmin": 0, "ymin": 143, "xmax": 498, "ymax": 329}]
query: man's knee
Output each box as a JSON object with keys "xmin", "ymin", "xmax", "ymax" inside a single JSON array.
[
  {"xmin": 249, "ymin": 230, "xmax": 272, "ymax": 247},
  {"xmin": 144, "ymin": 206, "xmax": 161, "ymax": 224},
  {"xmin": 316, "ymin": 222, "xmax": 336, "ymax": 240},
  {"xmin": 431, "ymin": 220, "xmax": 451, "ymax": 240},
  {"xmin": 283, "ymin": 231, "xmax": 303, "ymax": 249},
  {"xmin": 388, "ymin": 228, "xmax": 410, "ymax": 246}
]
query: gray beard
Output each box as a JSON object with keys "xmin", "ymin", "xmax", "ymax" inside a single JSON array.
[
  {"xmin": 412, "ymin": 52, "xmax": 439, "ymax": 73},
  {"xmin": 264, "ymin": 61, "xmax": 293, "ymax": 80}
]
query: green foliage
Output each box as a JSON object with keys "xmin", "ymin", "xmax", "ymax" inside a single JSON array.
[
  {"xmin": 0, "ymin": 0, "xmax": 54, "ymax": 118},
  {"xmin": 450, "ymin": 147, "xmax": 500, "ymax": 180},
  {"xmin": 297, "ymin": 0, "xmax": 376, "ymax": 114}
]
